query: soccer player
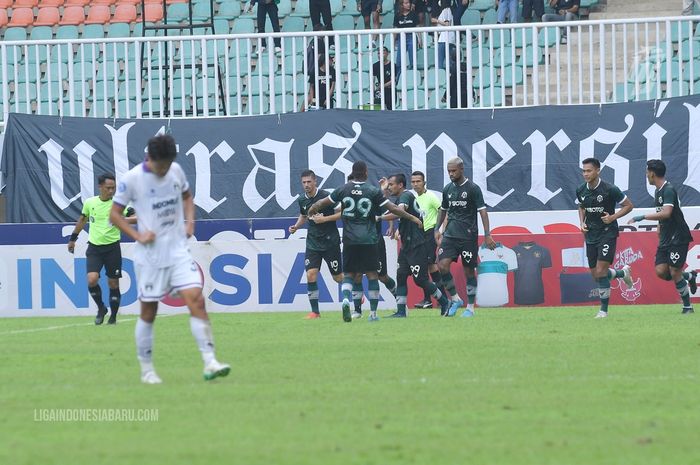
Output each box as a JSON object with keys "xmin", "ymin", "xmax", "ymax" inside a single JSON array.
[
  {"xmin": 68, "ymin": 173, "xmax": 135, "ymax": 325},
  {"xmin": 308, "ymin": 161, "xmax": 422, "ymax": 322},
  {"xmin": 435, "ymin": 157, "xmax": 497, "ymax": 317},
  {"xmin": 627, "ymin": 159, "xmax": 697, "ymax": 313},
  {"xmin": 577, "ymin": 157, "xmax": 634, "ymax": 319},
  {"xmin": 110, "ymin": 134, "xmax": 230, "ymax": 384},
  {"xmin": 289, "ymin": 170, "xmax": 343, "ymax": 319},
  {"xmin": 384, "ymin": 174, "xmax": 450, "ymax": 317},
  {"xmin": 411, "ymin": 170, "xmax": 445, "ymax": 309}
]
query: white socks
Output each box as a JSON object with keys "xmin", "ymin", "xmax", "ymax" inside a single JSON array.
[
  {"xmin": 135, "ymin": 318, "xmax": 154, "ymax": 374},
  {"xmin": 190, "ymin": 316, "xmax": 216, "ymax": 366}
]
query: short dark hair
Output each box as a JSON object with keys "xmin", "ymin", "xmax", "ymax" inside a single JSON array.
[
  {"xmin": 347, "ymin": 173, "xmax": 354, "ymax": 182},
  {"xmin": 97, "ymin": 173, "xmax": 115, "ymax": 185},
  {"xmin": 646, "ymin": 159, "xmax": 666, "ymax": 177},
  {"xmin": 301, "ymin": 169, "xmax": 316, "ymax": 179},
  {"xmin": 148, "ymin": 134, "xmax": 177, "ymax": 162},
  {"xmin": 582, "ymin": 157, "xmax": 601, "ymax": 169},
  {"xmin": 390, "ymin": 173, "xmax": 406, "ymax": 188},
  {"xmin": 411, "ymin": 171, "xmax": 425, "ymax": 181},
  {"xmin": 351, "ymin": 161, "xmax": 368, "ymax": 181}
]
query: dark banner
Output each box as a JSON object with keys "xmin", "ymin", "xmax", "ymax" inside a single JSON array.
[{"xmin": 2, "ymin": 96, "xmax": 700, "ymax": 222}]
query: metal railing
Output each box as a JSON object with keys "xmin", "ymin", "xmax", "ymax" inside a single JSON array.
[{"xmin": 0, "ymin": 15, "xmax": 698, "ymax": 124}]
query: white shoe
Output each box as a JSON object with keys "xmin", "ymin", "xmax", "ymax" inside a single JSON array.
[
  {"xmin": 274, "ymin": 46, "xmax": 282, "ymax": 53},
  {"xmin": 594, "ymin": 310, "xmax": 608, "ymax": 319},
  {"xmin": 141, "ymin": 371, "xmax": 162, "ymax": 384},
  {"xmin": 351, "ymin": 311, "xmax": 362, "ymax": 319},
  {"xmin": 203, "ymin": 360, "xmax": 231, "ymax": 381},
  {"xmin": 622, "ymin": 265, "xmax": 634, "ymax": 289}
]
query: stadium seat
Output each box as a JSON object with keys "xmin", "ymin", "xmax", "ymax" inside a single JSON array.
[
  {"xmin": 501, "ymin": 65, "xmax": 523, "ymax": 86},
  {"xmin": 14, "ymin": 0, "xmax": 38, "ymax": 7},
  {"xmin": 291, "ymin": 1, "xmax": 310, "ymax": 17},
  {"xmin": 683, "ymin": 60, "xmax": 700, "ymax": 82},
  {"xmin": 0, "ymin": 9, "xmax": 8, "ymax": 28},
  {"xmin": 513, "ymin": 28, "xmax": 534, "ymax": 48},
  {"xmin": 34, "ymin": 7, "xmax": 61, "ymax": 26},
  {"xmin": 469, "ymin": 0, "xmax": 493, "ymax": 11},
  {"xmin": 246, "ymin": 94, "xmax": 269, "ymax": 114},
  {"xmin": 218, "ymin": 1, "xmax": 241, "ymax": 20},
  {"xmin": 396, "ymin": 70, "xmax": 422, "ymax": 90},
  {"xmin": 64, "ymin": 0, "xmax": 89, "ymax": 5},
  {"xmin": 38, "ymin": 0, "xmax": 65, "ymax": 5},
  {"xmin": 0, "ymin": 0, "xmax": 11, "ymax": 8},
  {"xmin": 144, "ymin": 4, "xmax": 165, "ymax": 22},
  {"xmin": 659, "ymin": 59, "xmax": 682, "ymax": 83},
  {"xmin": 473, "ymin": 66, "xmax": 498, "ymax": 88},
  {"xmin": 40, "ymin": 81, "xmax": 65, "ymax": 102},
  {"xmin": 60, "ymin": 6, "xmax": 86, "ymax": 25},
  {"xmin": 277, "ymin": 0, "xmax": 292, "ymax": 17},
  {"xmin": 475, "ymin": 86, "xmax": 505, "ymax": 107},
  {"xmin": 112, "ymin": 4, "xmax": 137, "ymax": 24},
  {"xmin": 402, "ymin": 89, "xmax": 427, "ymax": 110},
  {"xmin": 538, "ymin": 27, "xmax": 558, "ymax": 47},
  {"xmin": 270, "ymin": 74, "xmax": 294, "ymax": 95},
  {"xmin": 669, "ymin": 21, "xmax": 693, "ymax": 43},
  {"xmin": 677, "ymin": 39, "xmax": 700, "ymax": 62},
  {"xmin": 85, "ymin": 5, "xmax": 111, "ymax": 24},
  {"xmin": 272, "ymin": 94, "xmax": 297, "ymax": 113},
  {"xmin": 247, "ymin": 75, "xmax": 270, "ymax": 96},
  {"xmin": 334, "ymin": 15, "xmax": 355, "ymax": 31},
  {"xmin": 232, "ymin": 18, "xmax": 255, "ymax": 34},
  {"xmin": 82, "ymin": 24, "xmax": 106, "ymax": 39},
  {"xmin": 481, "ymin": 8, "xmax": 497, "ymax": 25},
  {"xmin": 192, "ymin": 2, "xmax": 212, "ymax": 21},
  {"xmin": 330, "ymin": 0, "xmax": 343, "ymax": 15},
  {"xmin": 8, "ymin": 8, "xmax": 35, "ymax": 27},
  {"xmin": 493, "ymin": 46, "xmax": 517, "ymax": 68},
  {"xmin": 517, "ymin": 45, "xmax": 544, "ymax": 67},
  {"xmin": 116, "ymin": 98, "xmax": 139, "ymax": 117},
  {"xmin": 470, "ymin": 45, "xmax": 491, "ymax": 67},
  {"xmin": 166, "ymin": 3, "xmax": 189, "ymax": 22},
  {"xmin": 665, "ymin": 80, "xmax": 691, "ymax": 98}
]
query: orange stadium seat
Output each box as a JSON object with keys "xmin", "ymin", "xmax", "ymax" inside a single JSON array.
[
  {"xmin": 0, "ymin": 0, "xmax": 11, "ymax": 7},
  {"xmin": 84, "ymin": 5, "xmax": 111, "ymax": 24},
  {"xmin": 143, "ymin": 3, "xmax": 164, "ymax": 22},
  {"xmin": 64, "ymin": 0, "xmax": 89, "ymax": 5},
  {"xmin": 34, "ymin": 6, "xmax": 61, "ymax": 26},
  {"xmin": 91, "ymin": 0, "xmax": 116, "ymax": 5},
  {"xmin": 38, "ymin": 0, "xmax": 65, "ymax": 6},
  {"xmin": 112, "ymin": 3, "xmax": 137, "ymax": 23},
  {"xmin": 59, "ymin": 5, "xmax": 85, "ymax": 24},
  {"xmin": 0, "ymin": 9, "xmax": 7, "ymax": 27},
  {"xmin": 13, "ymin": 0, "xmax": 38, "ymax": 7},
  {"xmin": 8, "ymin": 7, "xmax": 34, "ymax": 27}
]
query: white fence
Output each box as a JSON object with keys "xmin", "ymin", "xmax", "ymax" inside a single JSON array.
[{"xmin": 1, "ymin": 15, "xmax": 698, "ymax": 123}]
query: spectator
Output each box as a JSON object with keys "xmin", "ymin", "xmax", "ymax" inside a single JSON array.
[
  {"xmin": 373, "ymin": 46, "xmax": 395, "ymax": 110},
  {"xmin": 394, "ymin": 0, "xmax": 420, "ymax": 72},
  {"xmin": 453, "ymin": 0, "xmax": 470, "ymax": 27},
  {"xmin": 522, "ymin": 0, "xmax": 544, "ymax": 22},
  {"xmin": 359, "ymin": 0, "xmax": 382, "ymax": 49},
  {"xmin": 497, "ymin": 0, "xmax": 519, "ymax": 23},
  {"xmin": 305, "ymin": 53, "xmax": 336, "ymax": 110},
  {"xmin": 248, "ymin": 0, "xmax": 282, "ymax": 52},
  {"xmin": 432, "ymin": 0, "xmax": 455, "ymax": 70},
  {"xmin": 682, "ymin": 0, "xmax": 700, "ymax": 15},
  {"xmin": 446, "ymin": 61, "xmax": 472, "ymax": 108},
  {"xmin": 306, "ymin": 24, "xmax": 329, "ymax": 69},
  {"xmin": 542, "ymin": 0, "xmax": 579, "ymax": 45},
  {"xmin": 310, "ymin": 0, "xmax": 335, "ymax": 48}
]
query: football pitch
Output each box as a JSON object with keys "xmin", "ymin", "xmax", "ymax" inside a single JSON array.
[{"xmin": 1, "ymin": 305, "xmax": 698, "ymax": 465}]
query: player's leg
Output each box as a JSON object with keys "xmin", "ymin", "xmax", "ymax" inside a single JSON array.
[
  {"xmin": 437, "ymin": 239, "xmax": 462, "ymax": 314},
  {"xmin": 305, "ymin": 249, "xmax": 323, "ymax": 319},
  {"xmin": 590, "ymin": 239, "xmax": 617, "ymax": 318},
  {"xmin": 135, "ymin": 300, "xmax": 161, "ymax": 384},
  {"xmin": 174, "ymin": 258, "xmax": 230, "ymax": 381},
  {"xmin": 86, "ymin": 244, "xmax": 108, "ymax": 324},
  {"xmin": 410, "ymin": 245, "xmax": 449, "ymax": 316},
  {"xmin": 417, "ymin": 230, "xmax": 438, "ymax": 308},
  {"xmin": 352, "ymin": 274, "xmax": 364, "ymax": 318},
  {"xmin": 340, "ymin": 246, "xmax": 359, "ymax": 322},
  {"xmin": 461, "ymin": 240, "xmax": 479, "ymax": 316},
  {"xmin": 364, "ymin": 244, "xmax": 382, "ymax": 320},
  {"xmin": 668, "ymin": 244, "xmax": 694, "ymax": 314},
  {"xmin": 104, "ymin": 243, "xmax": 123, "ymax": 324},
  {"xmin": 377, "ymin": 237, "xmax": 396, "ymax": 295},
  {"xmin": 390, "ymin": 249, "xmax": 410, "ymax": 317}
]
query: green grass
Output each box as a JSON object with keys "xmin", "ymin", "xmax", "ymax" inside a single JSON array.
[{"xmin": 1, "ymin": 305, "xmax": 699, "ymax": 465}]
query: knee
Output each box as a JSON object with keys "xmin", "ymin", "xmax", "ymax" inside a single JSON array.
[
  {"xmin": 306, "ymin": 269, "xmax": 319, "ymax": 282},
  {"xmin": 87, "ymin": 275, "xmax": 99, "ymax": 287},
  {"xmin": 333, "ymin": 273, "xmax": 344, "ymax": 284}
]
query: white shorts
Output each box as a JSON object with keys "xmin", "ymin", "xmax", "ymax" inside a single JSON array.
[{"xmin": 135, "ymin": 257, "xmax": 202, "ymax": 302}]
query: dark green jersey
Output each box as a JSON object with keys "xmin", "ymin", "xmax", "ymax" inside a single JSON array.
[
  {"xmin": 441, "ymin": 179, "xmax": 486, "ymax": 240},
  {"xmin": 397, "ymin": 190, "xmax": 425, "ymax": 248},
  {"xmin": 330, "ymin": 181, "xmax": 388, "ymax": 245},
  {"xmin": 655, "ymin": 181, "xmax": 693, "ymax": 247},
  {"xmin": 576, "ymin": 179, "xmax": 625, "ymax": 244},
  {"xmin": 298, "ymin": 190, "xmax": 340, "ymax": 251}
]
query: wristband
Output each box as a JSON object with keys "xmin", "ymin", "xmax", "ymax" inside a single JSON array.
[
  {"xmin": 69, "ymin": 233, "xmax": 79, "ymax": 242},
  {"xmin": 632, "ymin": 215, "xmax": 645, "ymax": 222},
  {"xmin": 484, "ymin": 230, "xmax": 491, "ymax": 236}
]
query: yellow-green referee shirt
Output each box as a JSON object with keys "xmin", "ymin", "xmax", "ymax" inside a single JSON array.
[{"xmin": 415, "ymin": 190, "xmax": 441, "ymax": 231}]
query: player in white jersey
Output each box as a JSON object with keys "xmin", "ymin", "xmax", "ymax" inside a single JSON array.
[{"xmin": 110, "ymin": 134, "xmax": 230, "ymax": 384}]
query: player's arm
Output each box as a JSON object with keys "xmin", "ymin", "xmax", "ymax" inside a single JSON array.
[
  {"xmin": 478, "ymin": 208, "xmax": 497, "ymax": 250},
  {"xmin": 435, "ymin": 208, "xmax": 447, "ymax": 242},
  {"xmin": 289, "ymin": 214, "xmax": 307, "ymax": 234},
  {"xmin": 628, "ymin": 205, "xmax": 673, "ymax": 223},
  {"xmin": 110, "ymin": 202, "xmax": 155, "ymax": 245},
  {"xmin": 308, "ymin": 195, "xmax": 334, "ymax": 216},
  {"xmin": 182, "ymin": 190, "xmax": 195, "ymax": 238},
  {"xmin": 67, "ymin": 214, "xmax": 88, "ymax": 253},
  {"xmin": 123, "ymin": 206, "xmax": 138, "ymax": 225},
  {"xmin": 602, "ymin": 196, "xmax": 633, "ymax": 224},
  {"xmin": 384, "ymin": 201, "xmax": 422, "ymax": 229},
  {"xmin": 578, "ymin": 205, "xmax": 588, "ymax": 232},
  {"xmin": 312, "ymin": 208, "xmax": 342, "ymax": 224}
]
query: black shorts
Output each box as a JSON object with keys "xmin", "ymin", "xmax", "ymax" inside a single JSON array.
[
  {"xmin": 655, "ymin": 243, "xmax": 690, "ymax": 268},
  {"xmin": 361, "ymin": 0, "xmax": 379, "ymax": 17},
  {"xmin": 305, "ymin": 246, "xmax": 343, "ymax": 275},
  {"xmin": 438, "ymin": 236, "xmax": 478, "ymax": 268},
  {"xmin": 377, "ymin": 236, "xmax": 388, "ymax": 276},
  {"xmin": 586, "ymin": 237, "xmax": 616, "ymax": 268},
  {"xmin": 398, "ymin": 243, "xmax": 430, "ymax": 284},
  {"xmin": 86, "ymin": 241, "xmax": 122, "ymax": 279},
  {"xmin": 424, "ymin": 228, "xmax": 437, "ymax": 264},
  {"xmin": 344, "ymin": 244, "xmax": 379, "ymax": 274}
]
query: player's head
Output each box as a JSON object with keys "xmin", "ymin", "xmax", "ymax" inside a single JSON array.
[
  {"xmin": 387, "ymin": 173, "xmax": 406, "ymax": 196},
  {"xmin": 646, "ymin": 159, "xmax": 666, "ymax": 185},
  {"xmin": 581, "ymin": 157, "xmax": 601, "ymax": 184},
  {"xmin": 147, "ymin": 134, "xmax": 178, "ymax": 177},
  {"xmin": 347, "ymin": 173, "xmax": 354, "ymax": 182},
  {"xmin": 97, "ymin": 173, "xmax": 116, "ymax": 199},
  {"xmin": 300, "ymin": 169, "xmax": 317, "ymax": 194},
  {"xmin": 411, "ymin": 171, "xmax": 426, "ymax": 194},
  {"xmin": 446, "ymin": 157, "xmax": 464, "ymax": 184},
  {"xmin": 351, "ymin": 161, "xmax": 368, "ymax": 182}
]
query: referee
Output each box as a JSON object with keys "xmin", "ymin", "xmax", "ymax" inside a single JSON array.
[
  {"xmin": 68, "ymin": 173, "xmax": 135, "ymax": 325},
  {"xmin": 411, "ymin": 171, "xmax": 446, "ymax": 309}
]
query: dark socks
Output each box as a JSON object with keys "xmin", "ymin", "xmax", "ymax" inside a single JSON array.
[
  {"xmin": 308, "ymin": 281, "xmax": 320, "ymax": 314},
  {"xmin": 88, "ymin": 285, "xmax": 105, "ymax": 311},
  {"xmin": 676, "ymin": 279, "xmax": 691, "ymax": 308},
  {"xmin": 597, "ymin": 277, "xmax": 611, "ymax": 312},
  {"xmin": 109, "ymin": 288, "xmax": 121, "ymax": 315}
]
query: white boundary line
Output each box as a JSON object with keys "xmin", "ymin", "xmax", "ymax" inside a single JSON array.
[{"xmin": 2, "ymin": 313, "xmax": 181, "ymax": 336}]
